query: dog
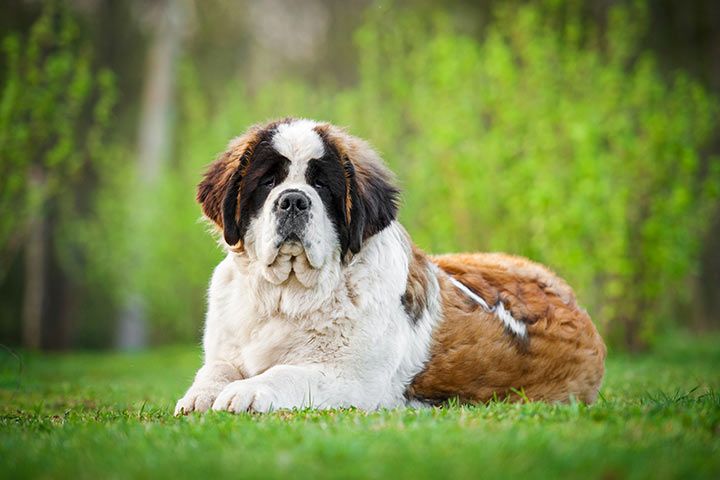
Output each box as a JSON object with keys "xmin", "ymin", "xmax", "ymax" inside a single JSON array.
[{"xmin": 175, "ymin": 118, "xmax": 606, "ymax": 414}]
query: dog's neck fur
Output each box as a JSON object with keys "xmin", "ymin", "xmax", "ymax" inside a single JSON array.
[{"xmin": 228, "ymin": 221, "xmax": 417, "ymax": 324}]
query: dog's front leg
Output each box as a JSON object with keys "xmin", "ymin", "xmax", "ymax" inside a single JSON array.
[
  {"xmin": 211, "ymin": 364, "xmax": 347, "ymax": 413},
  {"xmin": 174, "ymin": 361, "xmax": 244, "ymax": 415}
]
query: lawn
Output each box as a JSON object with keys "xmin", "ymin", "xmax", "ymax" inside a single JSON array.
[{"xmin": 1, "ymin": 333, "xmax": 719, "ymax": 479}]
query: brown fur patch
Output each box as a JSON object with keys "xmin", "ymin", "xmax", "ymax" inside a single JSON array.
[
  {"xmin": 408, "ymin": 252, "xmax": 606, "ymax": 404},
  {"xmin": 402, "ymin": 244, "xmax": 431, "ymax": 324},
  {"xmin": 197, "ymin": 126, "xmax": 265, "ymax": 229}
]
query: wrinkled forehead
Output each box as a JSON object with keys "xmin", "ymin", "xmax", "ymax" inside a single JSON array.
[{"xmin": 270, "ymin": 120, "xmax": 326, "ymax": 180}]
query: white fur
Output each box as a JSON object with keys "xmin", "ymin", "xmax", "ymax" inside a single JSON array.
[
  {"xmin": 246, "ymin": 119, "xmax": 334, "ymax": 283},
  {"xmin": 175, "ymin": 120, "xmax": 441, "ymax": 414},
  {"xmin": 448, "ymin": 276, "xmax": 527, "ymax": 338},
  {"xmin": 175, "ymin": 222, "xmax": 440, "ymax": 413},
  {"xmin": 271, "ymin": 119, "xmax": 325, "ymax": 169}
]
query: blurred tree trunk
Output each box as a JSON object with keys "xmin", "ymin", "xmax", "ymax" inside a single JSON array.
[
  {"xmin": 21, "ymin": 169, "xmax": 46, "ymax": 349},
  {"xmin": 649, "ymin": 0, "xmax": 720, "ymax": 329},
  {"xmin": 697, "ymin": 208, "xmax": 720, "ymax": 328},
  {"xmin": 116, "ymin": 0, "xmax": 191, "ymax": 349},
  {"xmin": 21, "ymin": 166, "xmax": 79, "ymax": 350},
  {"xmin": 136, "ymin": 1, "xmax": 187, "ymax": 181}
]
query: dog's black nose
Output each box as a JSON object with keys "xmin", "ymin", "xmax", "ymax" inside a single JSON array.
[{"xmin": 277, "ymin": 190, "xmax": 310, "ymax": 213}]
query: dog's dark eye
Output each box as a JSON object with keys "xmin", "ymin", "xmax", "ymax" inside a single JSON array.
[
  {"xmin": 313, "ymin": 179, "xmax": 327, "ymax": 190},
  {"xmin": 260, "ymin": 177, "xmax": 275, "ymax": 188}
]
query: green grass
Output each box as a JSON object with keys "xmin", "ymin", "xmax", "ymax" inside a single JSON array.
[{"xmin": 1, "ymin": 333, "xmax": 719, "ymax": 479}]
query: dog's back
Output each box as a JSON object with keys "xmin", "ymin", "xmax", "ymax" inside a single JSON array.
[{"xmin": 408, "ymin": 253, "xmax": 606, "ymax": 404}]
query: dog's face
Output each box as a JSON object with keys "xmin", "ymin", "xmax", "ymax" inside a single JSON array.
[{"xmin": 197, "ymin": 119, "xmax": 399, "ymax": 286}]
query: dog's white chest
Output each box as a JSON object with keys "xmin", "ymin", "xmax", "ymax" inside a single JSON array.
[
  {"xmin": 238, "ymin": 317, "xmax": 298, "ymax": 376},
  {"xmin": 215, "ymin": 268, "xmax": 355, "ymax": 377}
]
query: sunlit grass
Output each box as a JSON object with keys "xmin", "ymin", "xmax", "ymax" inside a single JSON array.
[{"xmin": 1, "ymin": 333, "xmax": 719, "ymax": 479}]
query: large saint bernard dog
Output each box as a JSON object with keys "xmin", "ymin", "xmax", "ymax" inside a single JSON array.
[{"xmin": 175, "ymin": 118, "xmax": 606, "ymax": 414}]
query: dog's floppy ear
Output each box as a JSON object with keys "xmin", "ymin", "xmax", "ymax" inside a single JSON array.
[
  {"xmin": 196, "ymin": 127, "xmax": 263, "ymax": 246},
  {"xmin": 320, "ymin": 125, "xmax": 399, "ymax": 255},
  {"xmin": 342, "ymin": 158, "xmax": 365, "ymax": 255},
  {"xmin": 347, "ymin": 157, "xmax": 400, "ymax": 254},
  {"xmin": 197, "ymin": 150, "xmax": 232, "ymax": 228},
  {"xmin": 220, "ymin": 167, "xmax": 244, "ymax": 245}
]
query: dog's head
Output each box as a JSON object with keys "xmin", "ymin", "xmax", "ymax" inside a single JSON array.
[{"xmin": 197, "ymin": 119, "xmax": 399, "ymax": 285}]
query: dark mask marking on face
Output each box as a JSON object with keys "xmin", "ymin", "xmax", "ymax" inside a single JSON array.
[
  {"xmin": 306, "ymin": 150, "xmax": 351, "ymax": 256},
  {"xmin": 234, "ymin": 140, "xmax": 291, "ymax": 243}
]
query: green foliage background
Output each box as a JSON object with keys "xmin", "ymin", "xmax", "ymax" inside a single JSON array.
[
  {"xmin": 0, "ymin": 5, "xmax": 115, "ymax": 267},
  {"xmin": 2, "ymin": 1, "xmax": 719, "ymax": 349}
]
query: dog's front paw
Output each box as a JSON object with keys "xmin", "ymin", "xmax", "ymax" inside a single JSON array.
[
  {"xmin": 174, "ymin": 389, "xmax": 217, "ymax": 416},
  {"xmin": 212, "ymin": 380, "xmax": 280, "ymax": 413}
]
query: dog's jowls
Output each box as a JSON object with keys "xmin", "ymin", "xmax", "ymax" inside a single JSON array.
[{"xmin": 175, "ymin": 118, "xmax": 606, "ymax": 414}]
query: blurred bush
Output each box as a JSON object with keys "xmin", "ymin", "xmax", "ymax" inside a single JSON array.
[
  {"xmin": 347, "ymin": 2, "xmax": 720, "ymax": 350},
  {"xmin": 4, "ymin": 1, "xmax": 718, "ymax": 350}
]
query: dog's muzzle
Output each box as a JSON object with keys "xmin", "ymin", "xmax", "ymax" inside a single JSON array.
[{"xmin": 274, "ymin": 189, "xmax": 311, "ymax": 243}]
